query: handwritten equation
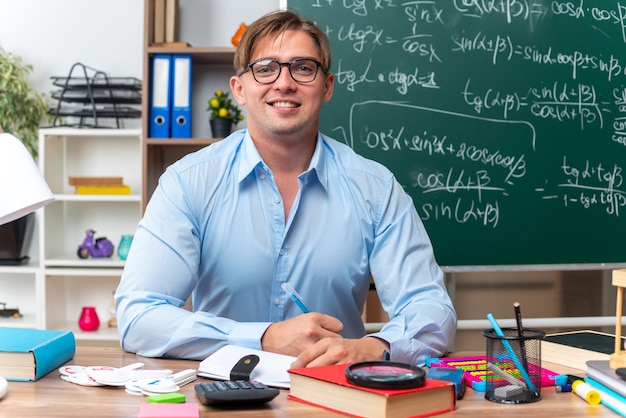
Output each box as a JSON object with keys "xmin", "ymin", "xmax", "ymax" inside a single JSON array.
[
  {"xmin": 292, "ymin": 0, "xmax": 626, "ymax": 264},
  {"xmin": 538, "ymin": 156, "xmax": 626, "ymax": 216},
  {"xmin": 299, "ymin": 0, "xmax": 626, "ymax": 227}
]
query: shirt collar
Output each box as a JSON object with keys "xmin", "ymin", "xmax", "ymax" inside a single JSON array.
[
  {"xmin": 237, "ymin": 130, "xmax": 264, "ymax": 182},
  {"xmin": 307, "ymin": 133, "xmax": 329, "ymax": 191},
  {"xmin": 237, "ymin": 131, "xmax": 330, "ymax": 192}
]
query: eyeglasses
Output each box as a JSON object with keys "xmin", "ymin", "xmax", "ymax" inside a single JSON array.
[{"xmin": 243, "ymin": 58, "xmax": 324, "ymax": 84}]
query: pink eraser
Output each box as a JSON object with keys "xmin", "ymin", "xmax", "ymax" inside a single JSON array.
[{"xmin": 137, "ymin": 402, "xmax": 200, "ymax": 418}]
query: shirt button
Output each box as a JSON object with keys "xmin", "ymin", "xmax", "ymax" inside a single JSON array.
[
  {"xmin": 279, "ymin": 248, "xmax": 285, "ymax": 256},
  {"xmin": 274, "ymin": 196, "xmax": 281, "ymax": 204},
  {"xmin": 273, "ymin": 298, "xmax": 280, "ymax": 305},
  {"xmin": 259, "ymin": 173, "xmax": 266, "ymax": 180}
]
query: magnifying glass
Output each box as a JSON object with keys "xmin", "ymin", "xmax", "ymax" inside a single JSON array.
[{"xmin": 345, "ymin": 361, "xmax": 426, "ymax": 389}]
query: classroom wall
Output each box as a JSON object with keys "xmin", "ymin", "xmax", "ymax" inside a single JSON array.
[
  {"xmin": 364, "ymin": 270, "xmax": 614, "ymax": 351},
  {"xmin": 0, "ymin": 1, "xmax": 143, "ymax": 98},
  {"xmin": 0, "ymin": 0, "xmax": 280, "ymax": 129}
]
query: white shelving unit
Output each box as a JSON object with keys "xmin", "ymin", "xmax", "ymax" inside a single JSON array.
[
  {"xmin": 0, "ymin": 127, "xmax": 142, "ymax": 344},
  {"xmin": 40, "ymin": 127, "xmax": 142, "ymax": 342},
  {"xmin": 0, "ymin": 266, "xmax": 40, "ymax": 329}
]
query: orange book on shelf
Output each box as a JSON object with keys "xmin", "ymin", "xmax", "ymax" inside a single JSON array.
[
  {"xmin": 288, "ymin": 364, "xmax": 455, "ymax": 418},
  {"xmin": 68, "ymin": 176, "xmax": 123, "ymax": 186}
]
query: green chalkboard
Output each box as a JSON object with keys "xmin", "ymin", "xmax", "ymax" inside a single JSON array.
[{"xmin": 287, "ymin": 0, "xmax": 626, "ymax": 267}]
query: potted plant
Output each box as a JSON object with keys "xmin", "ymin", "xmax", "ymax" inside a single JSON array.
[
  {"xmin": 0, "ymin": 47, "xmax": 48, "ymax": 158},
  {"xmin": 0, "ymin": 47, "xmax": 49, "ymax": 265},
  {"xmin": 207, "ymin": 89, "xmax": 244, "ymax": 138}
]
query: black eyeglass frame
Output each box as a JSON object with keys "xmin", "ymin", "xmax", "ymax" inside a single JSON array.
[{"xmin": 241, "ymin": 58, "xmax": 326, "ymax": 84}]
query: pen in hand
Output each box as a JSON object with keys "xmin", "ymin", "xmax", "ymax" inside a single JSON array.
[{"xmin": 281, "ymin": 282, "xmax": 310, "ymax": 313}]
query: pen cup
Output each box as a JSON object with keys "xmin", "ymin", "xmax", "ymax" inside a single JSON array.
[{"xmin": 482, "ymin": 327, "xmax": 545, "ymax": 404}]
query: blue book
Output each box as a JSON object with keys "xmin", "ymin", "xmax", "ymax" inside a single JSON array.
[
  {"xmin": 586, "ymin": 360, "xmax": 626, "ymax": 397},
  {"xmin": 584, "ymin": 377, "xmax": 626, "ymax": 417},
  {"xmin": 0, "ymin": 327, "xmax": 75, "ymax": 381}
]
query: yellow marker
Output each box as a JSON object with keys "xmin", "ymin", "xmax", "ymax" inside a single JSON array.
[{"xmin": 572, "ymin": 380, "xmax": 601, "ymax": 405}]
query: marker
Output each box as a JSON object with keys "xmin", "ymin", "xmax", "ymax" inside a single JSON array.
[
  {"xmin": 487, "ymin": 313, "xmax": 537, "ymax": 393},
  {"xmin": 281, "ymin": 282, "xmax": 310, "ymax": 313},
  {"xmin": 572, "ymin": 380, "xmax": 601, "ymax": 405}
]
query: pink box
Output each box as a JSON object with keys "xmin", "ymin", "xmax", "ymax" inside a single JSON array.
[{"xmin": 137, "ymin": 403, "xmax": 200, "ymax": 418}]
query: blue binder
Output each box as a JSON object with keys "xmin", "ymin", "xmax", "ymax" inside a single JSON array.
[
  {"xmin": 149, "ymin": 54, "xmax": 172, "ymax": 138},
  {"xmin": 171, "ymin": 54, "xmax": 192, "ymax": 138}
]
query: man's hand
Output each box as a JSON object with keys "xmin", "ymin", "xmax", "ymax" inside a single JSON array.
[
  {"xmin": 291, "ymin": 336, "xmax": 389, "ymax": 368},
  {"xmin": 261, "ymin": 313, "xmax": 344, "ymax": 357}
]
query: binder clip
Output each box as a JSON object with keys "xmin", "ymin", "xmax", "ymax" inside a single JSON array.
[{"xmin": 229, "ymin": 354, "xmax": 260, "ymax": 381}]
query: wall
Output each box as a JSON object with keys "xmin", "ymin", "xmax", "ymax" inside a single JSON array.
[
  {"xmin": 0, "ymin": 0, "xmax": 280, "ymax": 130},
  {"xmin": 364, "ymin": 270, "xmax": 614, "ymax": 352},
  {"xmin": 0, "ymin": 1, "xmax": 143, "ymax": 98}
]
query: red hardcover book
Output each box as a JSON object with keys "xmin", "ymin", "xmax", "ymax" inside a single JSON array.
[{"xmin": 288, "ymin": 364, "xmax": 455, "ymax": 418}]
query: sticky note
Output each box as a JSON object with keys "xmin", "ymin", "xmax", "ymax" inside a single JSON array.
[{"xmin": 146, "ymin": 393, "xmax": 186, "ymax": 403}]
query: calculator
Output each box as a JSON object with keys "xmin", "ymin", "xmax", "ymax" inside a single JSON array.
[{"xmin": 194, "ymin": 380, "xmax": 280, "ymax": 406}]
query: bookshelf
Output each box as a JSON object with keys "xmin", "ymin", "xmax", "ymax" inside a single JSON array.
[
  {"xmin": 0, "ymin": 128, "xmax": 141, "ymax": 345},
  {"xmin": 41, "ymin": 128, "xmax": 140, "ymax": 344},
  {"xmin": 142, "ymin": 0, "xmax": 238, "ymax": 207},
  {"xmin": 141, "ymin": 0, "xmax": 279, "ymax": 207}
]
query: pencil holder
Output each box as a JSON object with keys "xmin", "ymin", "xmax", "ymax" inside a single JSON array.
[{"xmin": 482, "ymin": 327, "xmax": 545, "ymax": 404}]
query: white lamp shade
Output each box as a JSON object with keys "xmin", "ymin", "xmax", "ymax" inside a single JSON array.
[{"xmin": 0, "ymin": 133, "xmax": 54, "ymax": 225}]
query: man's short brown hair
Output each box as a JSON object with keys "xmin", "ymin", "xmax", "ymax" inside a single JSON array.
[{"xmin": 234, "ymin": 10, "xmax": 331, "ymax": 76}]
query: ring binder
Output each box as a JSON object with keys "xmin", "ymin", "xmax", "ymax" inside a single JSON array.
[
  {"xmin": 171, "ymin": 55, "xmax": 192, "ymax": 138},
  {"xmin": 149, "ymin": 54, "xmax": 172, "ymax": 138}
]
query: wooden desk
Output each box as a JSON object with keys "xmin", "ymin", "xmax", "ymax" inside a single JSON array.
[{"xmin": 0, "ymin": 347, "xmax": 618, "ymax": 417}]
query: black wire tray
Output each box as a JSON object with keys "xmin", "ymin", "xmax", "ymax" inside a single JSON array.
[
  {"xmin": 50, "ymin": 76, "xmax": 142, "ymax": 91},
  {"xmin": 51, "ymin": 89, "xmax": 141, "ymax": 104},
  {"xmin": 49, "ymin": 63, "xmax": 142, "ymax": 128},
  {"xmin": 48, "ymin": 105, "xmax": 141, "ymax": 119}
]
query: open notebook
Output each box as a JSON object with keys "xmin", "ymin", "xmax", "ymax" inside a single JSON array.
[{"xmin": 197, "ymin": 345, "xmax": 296, "ymax": 388}]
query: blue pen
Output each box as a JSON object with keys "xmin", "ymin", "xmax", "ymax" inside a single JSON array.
[
  {"xmin": 281, "ymin": 282, "xmax": 310, "ymax": 313},
  {"xmin": 486, "ymin": 313, "xmax": 537, "ymax": 393}
]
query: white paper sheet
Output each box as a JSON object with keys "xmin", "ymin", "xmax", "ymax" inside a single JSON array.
[{"xmin": 197, "ymin": 345, "xmax": 296, "ymax": 388}]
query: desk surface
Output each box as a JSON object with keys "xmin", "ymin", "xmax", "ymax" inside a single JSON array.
[{"xmin": 0, "ymin": 347, "xmax": 618, "ymax": 417}]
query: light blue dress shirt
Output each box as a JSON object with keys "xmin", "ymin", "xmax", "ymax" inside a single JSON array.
[{"xmin": 115, "ymin": 130, "xmax": 456, "ymax": 365}]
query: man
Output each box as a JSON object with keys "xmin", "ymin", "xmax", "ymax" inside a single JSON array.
[{"xmin": 115, "ymin": 10, "xmax": 456, "ymax": 367}]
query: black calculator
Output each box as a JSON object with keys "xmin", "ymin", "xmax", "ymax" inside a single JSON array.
[{"xmin": 194, "ymin": 380, "xmax": 280, "ymax": 406}]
